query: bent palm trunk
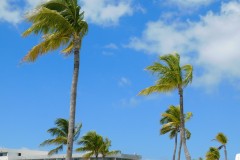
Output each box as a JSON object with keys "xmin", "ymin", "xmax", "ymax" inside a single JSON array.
[
  {"xmin": 178, "ymin": 134, "xmax": 182, "ymax": 160},
  {"xmin": 66, "ymin": 37, "xmax": 81, "ymax": 160},
  {"xmin": 179, "ymin": 87, "xmax": 191, "ymax": 160},
  {"xmin": 173, "ymin": 133, "xmax": 178, "ymax": 160},
  {"xmin": 224, "ymin": 145, "xmax": 227, "ymax": 160}
]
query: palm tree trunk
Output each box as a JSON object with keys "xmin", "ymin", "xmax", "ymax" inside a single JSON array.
[
  {"xmin": 66, "ymin": 37, "xmax": 81, "ymax": 160},
  {"xmin": 178, "ymin": 87, "xmax": 191, "ymax": 160},
  {"xmin": 224, "ymin": 145, "xmax": 227, "ymax": 160},
  {"xmin": 173, "ymin": 133, "xmax": 178, "ymax": 160},
  {"xmin": 178, "ymin": 133, "xmax": 182, "ymax": 160}
]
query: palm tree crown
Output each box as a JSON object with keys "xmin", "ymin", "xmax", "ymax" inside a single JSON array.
[
  {"xmin": 206, "ymin": 147, "xmax": 220, "ymax": 160},
  {"xmin": 76, "ymin": 131, "xmax": 104, "ymax": 159},
  {"xmin": 40, "ymin": 118, "xmax": 82, "ymax": 155},
  {"xmin": 139, "ymin": 53, "xmax": 192, "ymax": 95},
  {"xmin": 76, "ymin": 131, "xmax": 120, "ymax": 159},
  {"xmin": 215, "ymin": 132, "xmax": 228, "ymax": 146},
  {"xmin": 160, "ymin": 105, "xmax": 192, "ymax": 139},
  {"xmin": 23, "ymin": 0, "xmax": 88, "ymax": 61}
]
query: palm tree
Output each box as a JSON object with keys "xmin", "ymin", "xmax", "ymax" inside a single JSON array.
[
  {"xmin": 139, "ymin": 53, "xmax": 193, "ymax": 160},
  {"xmin": 160, "ymin": 105, "xmax": 192, "ymax": 160},
  {"xmin": 206, "ymin": 147, "xmax": 220, "ymax": 160},
  {"xmin": 213, "ymin": 132, "xmax": 228, "ymax": 160},
  {"xmin": 99, "ymin": 138, "xmax": 120, "ymax": 159},
  {"xmin": 40, "ymin": 118, "xmax": 82, "ymax": 155},
  {"xmin": 22, "ymin": 1, "xmax": 88, "ymax": 159},
  {"xmin": 76, "ymin": 131, "xmax": 104, "ymax": 160}
]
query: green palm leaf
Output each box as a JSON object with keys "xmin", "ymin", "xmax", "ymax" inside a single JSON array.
[{"xmin": 40, "ymin": 118, "xmax": 82, "ymax": 155}]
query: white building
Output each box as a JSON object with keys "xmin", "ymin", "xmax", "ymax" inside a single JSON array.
[{"xmin": 0, "ymin": 148, "xmax": 141, "ymax": 160}]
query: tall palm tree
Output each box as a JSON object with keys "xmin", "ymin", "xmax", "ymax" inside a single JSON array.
[
  {"xmin": 206, "ymin": 147, "xmax": 220, "ymax": 160},
  {"xmin": 139, "ymin": 53, "xmax": 193, "ymax": 160},
  {"xmin": 99, "ymin": 138, "xmax": 120, "ymax": 158},
  {"xmin": 22, "ymin": 1, "xmax": 88, "ymax": 159},
  {"xmin": 40, "ymin": 118, "xmax": 82, "ymax": 155},
  {"xmin": 160, "ymin": 105, "xmax": 192, "ymax": 160},
  {"xmin": 76, "ymin": 131, "xmax": 104, "ymax": 160},
  {"xmin": 213, "ymin": 132, "xmax": 228, "ymax": 160}
]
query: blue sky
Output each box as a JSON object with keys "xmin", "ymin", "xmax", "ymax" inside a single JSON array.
[{"xmin": 1, "ymin": 0, "xmax": 240, "ymax": 159}]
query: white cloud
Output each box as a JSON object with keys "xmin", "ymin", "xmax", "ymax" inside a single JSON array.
[
  {"xmin": 1, "ymin": 0, "xmax": 133, "ymax": 26},
  {"xmin": 167, "ymin": 0, "xmax": 214, "ymax": 8},
  {"xmin": 104, "ymin": 43, "xmax": 118, "ymax": 49},
  {"xmin": 25, "ymin": 0, "xmax": 46, "ymax": 8},
  {"xmin": 80, "ymin": 0, "xmax": 133, "ymax": 26},
  {"xmin": 118, "ymin": 77, "xmax": 131, "ymax": 86},
  {"xmin": 128, "ymin": 1, "xmax": 240, "ymax": 88},
  {"xmin": 0, "ymin": 0, "xmax": 22, "ymax": 24},
  {"xmin": 120, "ymin": 94, "xmax": 162, "ymax": 107},
  {"xmin": 120, "ymin": 97, "xmax": 139, "ymax": 107},
  {"xmin": 0, "ymin": 0, "xmax": 47, "ymax": 24}
]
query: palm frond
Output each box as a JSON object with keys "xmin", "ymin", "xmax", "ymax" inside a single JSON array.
[
  {"xmin": 139, "ymin": 84, "xmax": 176, "ymax": 95},
  {"xmin": 169, "ymin": 129, "xmax": 178, "ymax": 139},
  {"xmin": 206, "ymin": 147, "xmax": 220, "ymax": 160},
  {"xmin": 215, "ymin": 132, "xmax": 228, "ymax": 145},
  {"xmin": 23, "ymin": 7, "xmax": 73, "ymax": 37},
  {"xmin": 23, "ymin": 31, "xmax": 71, "ymax": 62},
  {"xmin": 160, "ymin": 125, "xmax": 174, "ymax": 135},
  {"xmin": 48, "ymin": 145, "xmax": 63, "ymax": 155},
  {"xmin": 185, "ymin": 112, "xmax": 193, "ymax": 122},
  {"xmin": 82, "ymin": 151, "xmax": 94, "ymax": 158},
  {"xmin": 73, "ymin": 122, "xmax": 82, "ymax": 141},
  {"xmin": 185, "ymin": 128, "xmax": 191, "ymax": 140},
  {"xmin": 181, "ymin": 64, "xmax": 193, "ymax": 87}
]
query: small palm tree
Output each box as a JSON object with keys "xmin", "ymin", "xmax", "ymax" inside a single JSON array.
[
  {"xmin": 213, "ymin": 132, "xmax": 228, "ymax": 160},
  {"xmin": 23, "ymin": 1, "xmax": 88, "ymax": 159},
  {"xmin": 206, "ymin": 147, "xmax": 220, "ymax": 160},
  {"xmin": 139, "ymin": 53, "xmax": 193, "ymax": 160},
  {"xmin": 40, "ymin": 118, "xmax": 82, "ymax": 155},
  {"xmin": 100, "ymin": 138, "xmax": 121, "ymax": 158},
  {"xmin": 160, "ymin": 105, "xmax": 192, "ymax": 160},
  {"xmin": 76, "ymin": 131, "xmax": 104, "ymax": 160},
  {"xmin": 76, "ymin": 131, "xmax": 119, "ymax": 160}
]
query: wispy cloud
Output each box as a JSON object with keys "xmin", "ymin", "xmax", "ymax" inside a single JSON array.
[
  {"xmin": 104, "ymin": 43, "xmax": 119, "ymax": 49},
  {"xmin": 80, "ymin": 0, "xmax": 133, "ymax": 26},
  {"xmin": 118, "ymin": 77, "xmax": 131, "ymax": 86},
  {"xmin": 166, "ymin": 0, "xmax": 214, "ymax": 8},
  {"xmin": 0, "ymin": 0, "xmax": 133, "ymax": 26},
  {"xmin": 119, "ymin": 94, "xmax": 161, "ymax": 108},
  {"xmin": 0, "ymin": 0, "xmax": 22, "ymax": 24},
  {"xmin": 128, "ymin": 1, "xmax": 240, "ymax": 89}
]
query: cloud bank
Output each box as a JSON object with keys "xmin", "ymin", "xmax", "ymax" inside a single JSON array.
[
  {"xmin": 0, "ymin": 0, "xmax": 133, "ymax": 26},
  {"xmin": 128, "ymin": 1, "xmax": 240, "ymax": 88}
]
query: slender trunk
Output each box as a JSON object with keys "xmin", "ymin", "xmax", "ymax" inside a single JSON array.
[
  {"xmin": 224, "ymin": 145, "xmax": 227, "ymax": 160},
  {"xmin": 178, "ymin": 87, "xmax": 191, "ymax": 160},
  {"xmin": 173, "ymin": 133, "xmax": 178, "ymax": 160},
  {"xmin": 66, "ymin": 37, "xmax": 81, "ymax": 160},
  {"xmin": 178, "ymin": 133, "xmax": 182, "ymax": 160}
]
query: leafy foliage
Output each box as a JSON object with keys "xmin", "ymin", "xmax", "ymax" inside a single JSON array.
[
  {"xmin": 40, "ymin": 118, "xmax": 82, "ymax": 155},
  {"xmin": 139, "ymin": 53, "xmax": 193, "ymax": 95},
  {"xmin": 160, "ymin": 105, "xmax": 192, "ymax": 140},
  {"xmin": 206, "ymin": 147, "xmax": 220, "ymax": 160},
  {"xmin": 76, "ymin": 131, "xmax": 120, "ymax": 159},
  {"xmin": 215, "ymin": 132, "xmax": 228, "ymax": 145},
  {"xmin": 22, "ymin": 0, "xmax": 88, "ymax": 62}
]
